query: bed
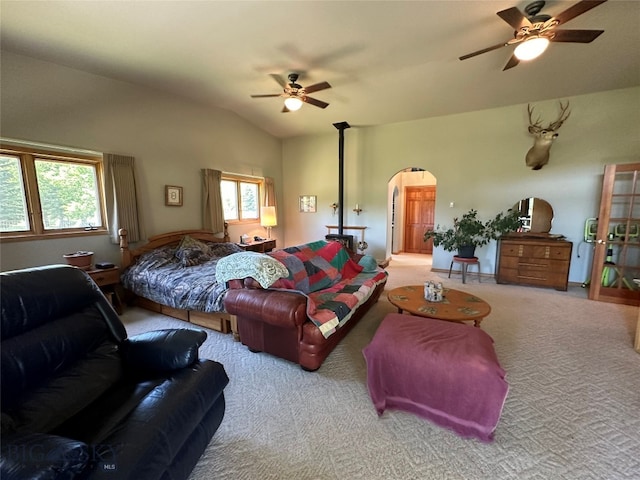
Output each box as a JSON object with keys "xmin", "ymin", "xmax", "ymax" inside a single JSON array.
[{"xmin": 119, "ymin": 225, "xmax": 243, "ymax": 338}]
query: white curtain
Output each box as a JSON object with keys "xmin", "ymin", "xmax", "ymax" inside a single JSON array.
[
  {"xmin": 264, "ymin": 176, "xmax": 276, "ymax": 207},
  {"xmin": 104, "ymin": 154, "xmax": 144, "ymax": 244},
  {"xmin": 202, "ymin": 168, "xmax": 225, "ymax": 233}
]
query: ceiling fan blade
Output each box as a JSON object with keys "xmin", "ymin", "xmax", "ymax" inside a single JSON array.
[
  {"xmin": 251, "ymin": 94, "xmax": 282, "ymax": 98},
  {"xmin": 503, "ymin": 54, "xmax": 520, "ymax": 71},
  {"xmin": 553, "ymin": 0, "xmax": 608, "ymax": 26},
  {"xmin": 303, "ymin": 81, "xmax": 331, "ymax": 94},
  {"xmin": 281, "ymin": 105, "xmax": 290, "ymax": 113},
  {"xmin": 270, "ymin": 73, "xmax": 287, "ymax": 88},
  {"xmin": 549, "ymin": 29, "xmax": 604, "ymax": 43},
  {"xmin": 497, "ymin": 6, "xmax": 532, "ymax": 30},
  {"xmin": 459, "ymin": 41, "xmax": 510, "ymax": 61},
  {"xmin": 302, "ymin": 96, "xmax": 329, "ymax": 109}
]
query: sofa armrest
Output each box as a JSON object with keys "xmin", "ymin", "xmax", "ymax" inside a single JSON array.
[
  {"xmin": 224, "ymin": 288, "xmax": 308, "ymax": 329},
  {"xmin": 122, "ymin": 329, "xmax": 207, "ymax": 373},
  {"xmin": 0, "ymin": 432, "xmax": 89, "ymax": 480}
]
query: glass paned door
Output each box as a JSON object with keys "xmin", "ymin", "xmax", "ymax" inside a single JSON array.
[{"xmin": 589, "ymin": 163, "xmax": 640, "ymax": 306}]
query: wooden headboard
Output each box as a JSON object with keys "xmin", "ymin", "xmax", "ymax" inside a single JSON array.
[{"xmin": 119, "ymin": 223, "xmax": 230, "ymax": 268}]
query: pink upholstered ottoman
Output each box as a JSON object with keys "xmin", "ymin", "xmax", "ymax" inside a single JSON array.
[{"xmin": 363, "ymin": 313, "xmax": 508, "ymax": 442}]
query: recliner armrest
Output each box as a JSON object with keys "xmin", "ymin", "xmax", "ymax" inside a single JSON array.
[
  {"xmin": 0, "ymin": 432, "xmax": 89, "ymax": 480},
  {"xmin": 122, "ymin": 329, "xmax": 207, "ymax": 374}
]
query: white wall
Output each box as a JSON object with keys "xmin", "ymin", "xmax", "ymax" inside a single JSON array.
[
  {"xmin": 282, "ymin": 86, "xmax": 640, "ymax": 284},
  {"xmin": 2, "ymin": 50, "xmax": 638, "ymax": 285},
  {"xmin": 0, "ymin": 51, "xmax": 282, "ymax": 271}
]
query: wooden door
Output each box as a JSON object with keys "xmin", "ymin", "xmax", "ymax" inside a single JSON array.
[
  {"xmin": 404, "ymin": 186, "xmax": 435, "ymax": 253},
  {"xmin": 589, "ymin": 162, "xmax": 640, "ymax": 306}
]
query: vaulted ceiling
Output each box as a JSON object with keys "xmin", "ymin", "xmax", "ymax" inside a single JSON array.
[{"xmin": 2, "ymin": 0, "xmax": 639, "ymax": 138}]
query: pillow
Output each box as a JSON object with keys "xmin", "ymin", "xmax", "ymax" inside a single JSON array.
[
  {"xmin": 358, "ymin": 255, "xmax": 379, "ymax": 272},
  {"xmin": 175, "ymin": 235, "xmax": 212, "ymax": 267},
  {"xmin": 215, "ymin": 252, "xmax": 289, "ymax": 288},
  {"xmin": 208, "ymin": 242, "xmax": 245, "ymax": 258}
]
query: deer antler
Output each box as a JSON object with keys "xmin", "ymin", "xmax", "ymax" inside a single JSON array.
[
  {"xmin": 548, "ymin": 101, "xmax": 571, "ymax": 131},
  {"xmin": 527, "ymin": 104, "xmax": 543, "ymax": 133}
]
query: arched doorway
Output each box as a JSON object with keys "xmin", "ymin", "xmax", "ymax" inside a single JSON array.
[{"xmin": 388, "ymin": 168, "xmax": 437, "ymax": 255}]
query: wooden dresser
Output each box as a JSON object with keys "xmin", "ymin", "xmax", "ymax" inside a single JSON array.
[{"xmin": 496, "ymin": 236, "xmax": 573, "ymax": 291}]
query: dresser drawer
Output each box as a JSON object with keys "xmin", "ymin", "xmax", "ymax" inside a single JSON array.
[
  {"xmin": 497, "ymin": 238, "xmax": 572, "ymax": 290},
  {"xmin": 88, "ymin": 267, "xmax": 120, "ymax": 287}
]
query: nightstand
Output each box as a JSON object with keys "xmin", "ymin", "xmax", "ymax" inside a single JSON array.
[
  {"xmin": 87, "ymin": 266, "xmax": 123, "ymax": 314},
  {"xmin": 237, "ymin": 239, "xmax": 276, "ymax": 253}
]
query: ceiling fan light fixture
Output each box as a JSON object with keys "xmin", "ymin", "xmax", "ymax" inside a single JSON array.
[
  {"xmin": 514, "ymin": 36, "xmax": 550, "ymax": 61},
  {"xmin": 284, "ymin": 96, "xmax": 303, "ymax": 111}
]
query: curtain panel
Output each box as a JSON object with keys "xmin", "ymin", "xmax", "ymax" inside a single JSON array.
[
  {"xmin": 202, "ymin": 169, "xmax": 225, "ymax": 233},
  {"xmin": 104, "ymin": 154, "xmax": 144, "ymax": 244},
  {"xmin": 264, "ymin": 177, "xmax": 276, "ymax": 207}
]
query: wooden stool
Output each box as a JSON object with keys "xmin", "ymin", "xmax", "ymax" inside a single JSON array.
[{"xmin": 448, "ymin": 256, "xmax": 480, "ymax": 284}]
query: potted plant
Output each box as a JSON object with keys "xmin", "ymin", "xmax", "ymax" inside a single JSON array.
[{"xmin": 424, "ymin": 209, "xmax": 522, "ymax": 258}]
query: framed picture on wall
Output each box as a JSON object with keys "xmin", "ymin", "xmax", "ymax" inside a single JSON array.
[
  {"xmin": 299, "ymin": 195, "xmax": 317, "ymax": 213},
  {"xmin": 165, "ymin": 185, "xmax": 183, "ymax": 206}
]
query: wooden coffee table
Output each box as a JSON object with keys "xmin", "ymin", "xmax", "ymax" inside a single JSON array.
[{"xmin": 387, "ymin": 285, "xmax": 491, "ymax": 327}]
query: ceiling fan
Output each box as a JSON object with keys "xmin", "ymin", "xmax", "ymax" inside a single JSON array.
[
  {"xmin": 251, "ymin": 73, "xmax": 331, "ymax": 112},
  {"xmin": 459, "ymin": 0, "xmax": 607, "ymax": 71}
]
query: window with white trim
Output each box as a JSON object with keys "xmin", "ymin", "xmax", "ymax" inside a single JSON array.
[
  {"xmin": 0, "ymin": 145, "xmax": 106, "ymax": 240},
  {"xmin": 221, "ymin": 175, "xmax": 261, "ymax": 223}
]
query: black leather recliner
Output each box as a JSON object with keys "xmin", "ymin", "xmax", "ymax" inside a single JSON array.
[{"xmin": 0, "ymin": 265, "xmax": 229, "ymax": 480}]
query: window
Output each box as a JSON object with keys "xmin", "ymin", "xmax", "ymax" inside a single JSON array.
[
  {"xmin": 221, "ymin": 175, "xmax": 261, "ymax": 223},
  {"xmin": 0, "ymin": 145, "xmax": 106, "ymax": 240}
]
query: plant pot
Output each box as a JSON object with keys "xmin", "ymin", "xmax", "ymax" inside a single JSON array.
[
  {"xmin": 63, "ymin": 251, "xmax": 94, "ymax": 270},
  {"xmin": 457, "ymin": 245, "xmax": 476, "ymax": 258}
]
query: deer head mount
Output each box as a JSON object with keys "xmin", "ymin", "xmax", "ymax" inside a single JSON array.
[{"xmin": 525, "ymin": 101, "xmax": 571, "ymax": 170}]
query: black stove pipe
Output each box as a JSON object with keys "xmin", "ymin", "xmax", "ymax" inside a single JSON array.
[{"xmin": 332, "ymin": 121, "xmax": 350, "ymax": 235}]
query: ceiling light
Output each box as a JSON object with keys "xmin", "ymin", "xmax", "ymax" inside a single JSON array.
[
  {"xmin": 284, "ymin": 96, "xmax": 303, "ymax": 111},
  {"xmin": 514, "ymin": 36, "xmax": 550, "ymax": 61}
]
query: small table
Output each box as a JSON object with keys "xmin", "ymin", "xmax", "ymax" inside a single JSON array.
[
  {"xmin": 387, "ymin": 285, "xmax": 491, "ymax": 327},
  {"xmin": 236, "ymin": 239, "xmax": 276, "ymax": 253},
  {"xmin": 87, "ymin": 266, "xmax": 123, "ymax": 314}
]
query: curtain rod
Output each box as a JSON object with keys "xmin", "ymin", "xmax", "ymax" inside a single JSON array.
[
  {"xmin": 0, "ymin": 137, "xmax": 102, "ymax": 156},
  {"xmin": 221, "ymin": 171, "xmax": 265, "ymax": 180}
]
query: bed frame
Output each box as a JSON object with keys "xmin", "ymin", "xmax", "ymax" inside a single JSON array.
[{"xmin": 118, "ymin": 225, "xmax": 239, "ymax": 339}]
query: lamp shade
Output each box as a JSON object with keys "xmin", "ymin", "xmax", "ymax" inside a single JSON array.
[
  {"xmin": 514, "ymin": 36, "xmax": 550, "ymax": 61},
  {"xmin": 284, "ymin": 96, "xmax": 303, "ymax": 111},
  {"xmin": 261, "ymin": 206, "xmax": 277, "ymax": 227}
]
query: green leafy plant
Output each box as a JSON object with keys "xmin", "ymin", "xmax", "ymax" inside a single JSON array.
[{"xmin": 424, "ymin": 209, "xmax": 522, "ymax": 253}]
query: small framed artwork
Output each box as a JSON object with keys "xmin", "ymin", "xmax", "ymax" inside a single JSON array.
[
  {"xmin": 165, "ymin": 185, "xmax": 183, "ymax": 206},
  {"xmin": 299, "ymin": 195, "xmax": 317, "ymax": 213}
]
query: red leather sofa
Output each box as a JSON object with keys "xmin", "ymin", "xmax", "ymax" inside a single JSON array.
[{"xmin": 223, "ymin": 241, "xmax": 387, "ymax": 371}]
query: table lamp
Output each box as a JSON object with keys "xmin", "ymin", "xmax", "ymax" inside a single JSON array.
[{"xmin": 261, "ymin": 206, "xmax": 277, "ymax": 239}]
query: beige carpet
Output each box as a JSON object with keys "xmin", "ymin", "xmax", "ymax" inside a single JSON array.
[{"xmin": 122, "ymin": 254, "xmax": 640, "ymax": 479}]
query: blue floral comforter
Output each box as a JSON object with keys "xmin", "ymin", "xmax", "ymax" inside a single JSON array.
[{"xmin": 121, "ymin": 242, "xmax": 244, "ymax": 312}]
